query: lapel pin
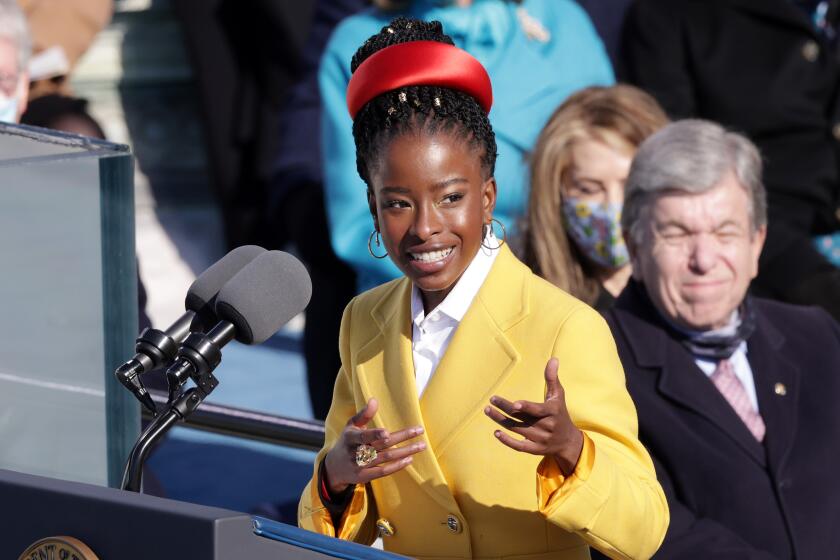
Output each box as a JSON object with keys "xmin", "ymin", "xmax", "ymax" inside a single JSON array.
[{"xmin": 774, "ymin": 382, "xmax": 787, "ymax": 396}]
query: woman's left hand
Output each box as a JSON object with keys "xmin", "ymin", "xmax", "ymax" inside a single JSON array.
[{"xmin": 484, "ymin": 357, "xmax": 584, "ymax": 476}]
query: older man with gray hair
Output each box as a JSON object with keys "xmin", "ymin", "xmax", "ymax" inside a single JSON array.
[
  {"xmin": 604, "ymin": 119, "xmax": 840, "ymax": 558},
  {"xmin": 0, "ymin": 0, "xmax": 30, "ymax": 123}
]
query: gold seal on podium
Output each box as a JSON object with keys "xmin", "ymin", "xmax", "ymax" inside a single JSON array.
[{"xmin": 18, "ymin": 536, "xmax": 99, "ymax": 560}]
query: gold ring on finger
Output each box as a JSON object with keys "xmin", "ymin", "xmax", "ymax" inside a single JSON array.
[{"xmin": 355, "ymin": 444, "xmax": 377, "ymax": 467}]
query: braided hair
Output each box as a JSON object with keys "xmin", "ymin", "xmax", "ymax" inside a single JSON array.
[{"xmin": 351, "ymin": 17, "xmax": 498, "ymax": 187}]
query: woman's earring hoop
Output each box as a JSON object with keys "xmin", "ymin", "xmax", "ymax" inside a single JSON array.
[
  {"xmin": 368, "ymin": 230, "xmax": 388, "ymax": 259},
  {"xmin": 481, "ymin": 218, "xmax": 506, "ymax": 250}
]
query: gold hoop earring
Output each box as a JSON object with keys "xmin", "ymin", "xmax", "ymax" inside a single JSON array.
[
  {"xmin": 368, "ymin": 230, "xmax": 388, "ymax": 259},
  {"xmin": 481, "ymin": 217, "xmax": 506, "ymax": 250}
]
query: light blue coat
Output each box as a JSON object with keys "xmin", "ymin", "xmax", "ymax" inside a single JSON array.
[{"xmin": 319, "ymin": 0, "xmax": 614, "ymax": 292}]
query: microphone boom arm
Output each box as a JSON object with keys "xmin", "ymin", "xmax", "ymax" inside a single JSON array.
[{"xmin": 121, "ymin": 387, "xmax": 209, "ymax": 492}]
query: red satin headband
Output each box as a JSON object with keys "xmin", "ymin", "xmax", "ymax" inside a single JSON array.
[{"xmin": 346, "ymin": 40, "xmax": 493, "ymax": 119}]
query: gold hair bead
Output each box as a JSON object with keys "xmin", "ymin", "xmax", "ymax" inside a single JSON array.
[
  {"xmin": 398, "ymin": 91, "xmax": 407, "ymax": 103},
  {"xmin": 433, "ymin": 97, "xmax": 441, "ymax": 107},
  {"xmin": 386, "ymin": 27, "xmax": 394, "ymax": 34},
  {"xmin": 413, "ymin": 98, "xmax": 421, "ymax": 107},
  {"xmin": 387, "ymin": 106, "xmax": 397, "ymax": 115}
]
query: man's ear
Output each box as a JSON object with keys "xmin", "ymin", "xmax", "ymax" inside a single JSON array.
[
  {"xmin": 482, "ymin": 177, "xmax": 497, "ymax": 223},
  {"xmin": 367, "ymin": 188, "xmax": 380, "ymax": 232},
  {"xmin": 749, "ymin": 224, "xmax": 767, "ymax": 279},
  {"xmin": 624, "ymin": 229, "xmax": 644, "ymax": 280}
]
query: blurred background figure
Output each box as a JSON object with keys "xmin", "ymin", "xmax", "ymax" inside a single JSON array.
[
  {"xmin": 521, "ymin": 84, "xmax": 668, "ymax": 311},
  {"xmin": 16, "ymin": 1, "xmax": 111, "ymax": 137},
  {"xmin": 0, "ymin": 0, "xmax": 30, "ymax": 123},
  {"xmin": 170, "ymin": 0, "xmax": 313, "ymax": 251},
  {"xmin": 13, "ymin": 0, "xmax": 114, "ymax": 141},
  {"xmin": 320, "ymin": 0, "xmax": 614, "ymax": 295},
  {"xmin": 268, "ymin": 0, "xmax": 367, "ymax": 421},
  {"xmin": 606, "ymin": 119, "xmax": 840, "ymax": 558},
  {"xmin": 574, "ymin": 0, "xmax": 633, "ymax": 68},
  {"xmin": 622, "ymin": 0, "xmax": 840, "ymax": 321},
  {"xmin": 18, "ymin": 0, "xmax": 111, "ymax": 99}
]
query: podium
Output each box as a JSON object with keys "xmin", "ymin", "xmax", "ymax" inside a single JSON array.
[
  {"xmin": 0, "ymin": 469, "xmax": 405, "ymax": 559},
  {"xmin": 0, "ymin": 123, "xmax": 138, "ymax": 488}
]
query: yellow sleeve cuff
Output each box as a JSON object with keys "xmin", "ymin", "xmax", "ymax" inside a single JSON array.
[
  {"xmin": 536, "ymin": 432, "xmax": 596, "ymax": 511},
  {"xmin": 336, "ymin": 484, "xmax": 369, "ymax": 540},
  {"xmin": 302, "ymin": 477, "xmax": 369, "ymax": 540}
]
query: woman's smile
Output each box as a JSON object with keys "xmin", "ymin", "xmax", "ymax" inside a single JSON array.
[
  {"xmin": 407, "ymin": 245, "xmax": 456, "ymax": 273},
  {"xmin": 408, "ymin": 246, "xmax": 454, "ymax": 262}
]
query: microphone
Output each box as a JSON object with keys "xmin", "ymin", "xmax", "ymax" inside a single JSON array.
[
  {"xmin": 115, "ymin": 245, "xmax": 266, "ymax": 414},
  {"xmin": 165, "ymin": 250, "xmax": 312, "ymax": 402}
]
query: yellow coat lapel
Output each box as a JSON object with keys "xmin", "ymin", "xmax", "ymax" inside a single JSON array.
[
  {"xmin": 354, "ymin": 279, "xmax": 457, "ymax": 513},
  {"xmin": 421, "ymin": 246, "xmax": 529, "ymax": 459}
]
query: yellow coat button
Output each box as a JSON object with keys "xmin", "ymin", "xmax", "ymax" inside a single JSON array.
[
  {"xmin": 445, "ymin": 514, "xmax": 462, "ymax": 534},
  {"xmin": 802, "ymin": 40, "xmax": 820, "ymax": 62},
  {"xmin": 774, "ymin": 383, "xmax": 787, "ymax": 396},
  {"xmin": 376, "ymin": 518, "xmax": 395, "ymax": 537}
]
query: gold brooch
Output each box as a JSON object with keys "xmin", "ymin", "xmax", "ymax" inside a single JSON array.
[{"xmin": 376, "ymin": 518, "xmax": 396, "ymax": 537}]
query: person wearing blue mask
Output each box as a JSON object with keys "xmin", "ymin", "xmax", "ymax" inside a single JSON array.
[
  {"xmin": 319, "ymin": 0, "xmax": 614, "ymax": 293},
  {"xmin": 522, "ymin": 85, "xmax": 668, "ymax": 311},
  {"xmin": 0, "ymin": 0, "xmax": 29, "ymax": 124}
]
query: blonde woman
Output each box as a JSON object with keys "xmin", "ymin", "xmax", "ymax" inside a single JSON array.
[{"xmin": 524, "ymin": 85, "xmax": 668, "ymax": 310}]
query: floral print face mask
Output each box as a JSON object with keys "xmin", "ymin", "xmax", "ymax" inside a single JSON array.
[{"xmin": 561, "ymin": 198, "xmax": 629, "ymax": 269}]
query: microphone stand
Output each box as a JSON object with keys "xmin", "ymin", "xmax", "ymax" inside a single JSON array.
[
  {"xmin": 120, "ymin": 323, "xmax": 234, "ymax": 492},
  {"xmin": 121, "ymin": 386, "xmax": 213, "ymax": 492}
]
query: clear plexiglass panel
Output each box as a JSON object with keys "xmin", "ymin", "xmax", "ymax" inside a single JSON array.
[{"xmin": 0, "ymin": 123, "xmax": 137, "ymax": 487}]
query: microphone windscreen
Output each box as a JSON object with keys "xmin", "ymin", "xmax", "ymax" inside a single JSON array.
[
  {"xmin": 214, "ymin": 251, "xmax": 312, "ymax": 345},
  {"xmin": 185, "ymin": 245, "xmax": 266, "ymax": 329}
]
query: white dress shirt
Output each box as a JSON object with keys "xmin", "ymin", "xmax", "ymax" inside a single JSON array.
[
  {"xmin": 694, "ymin": 341, "xmax": 759, "ymax": 412},
  {"xmin": 410, "ymin": 236, "xmax": 499, "ymax": 396}
]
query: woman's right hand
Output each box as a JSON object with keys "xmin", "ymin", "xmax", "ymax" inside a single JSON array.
[{"xmin": 323, "ymin": 398, "xmax": 427, "ymax": 494}]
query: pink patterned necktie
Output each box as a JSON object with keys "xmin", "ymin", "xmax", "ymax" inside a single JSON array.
[{"xmin": 710, "ymin": 358, "xmax": 766, "ymax": 442}]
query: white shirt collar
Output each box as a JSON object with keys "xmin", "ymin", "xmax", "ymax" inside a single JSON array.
[{"xmin": 411, "ymin": 233, "xmax": 500, "ymax": 327}]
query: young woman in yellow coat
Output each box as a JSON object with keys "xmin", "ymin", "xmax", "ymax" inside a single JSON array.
[{"xmin": 298, "ymin": 17, "xmax": 668, "ymax": 560}]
